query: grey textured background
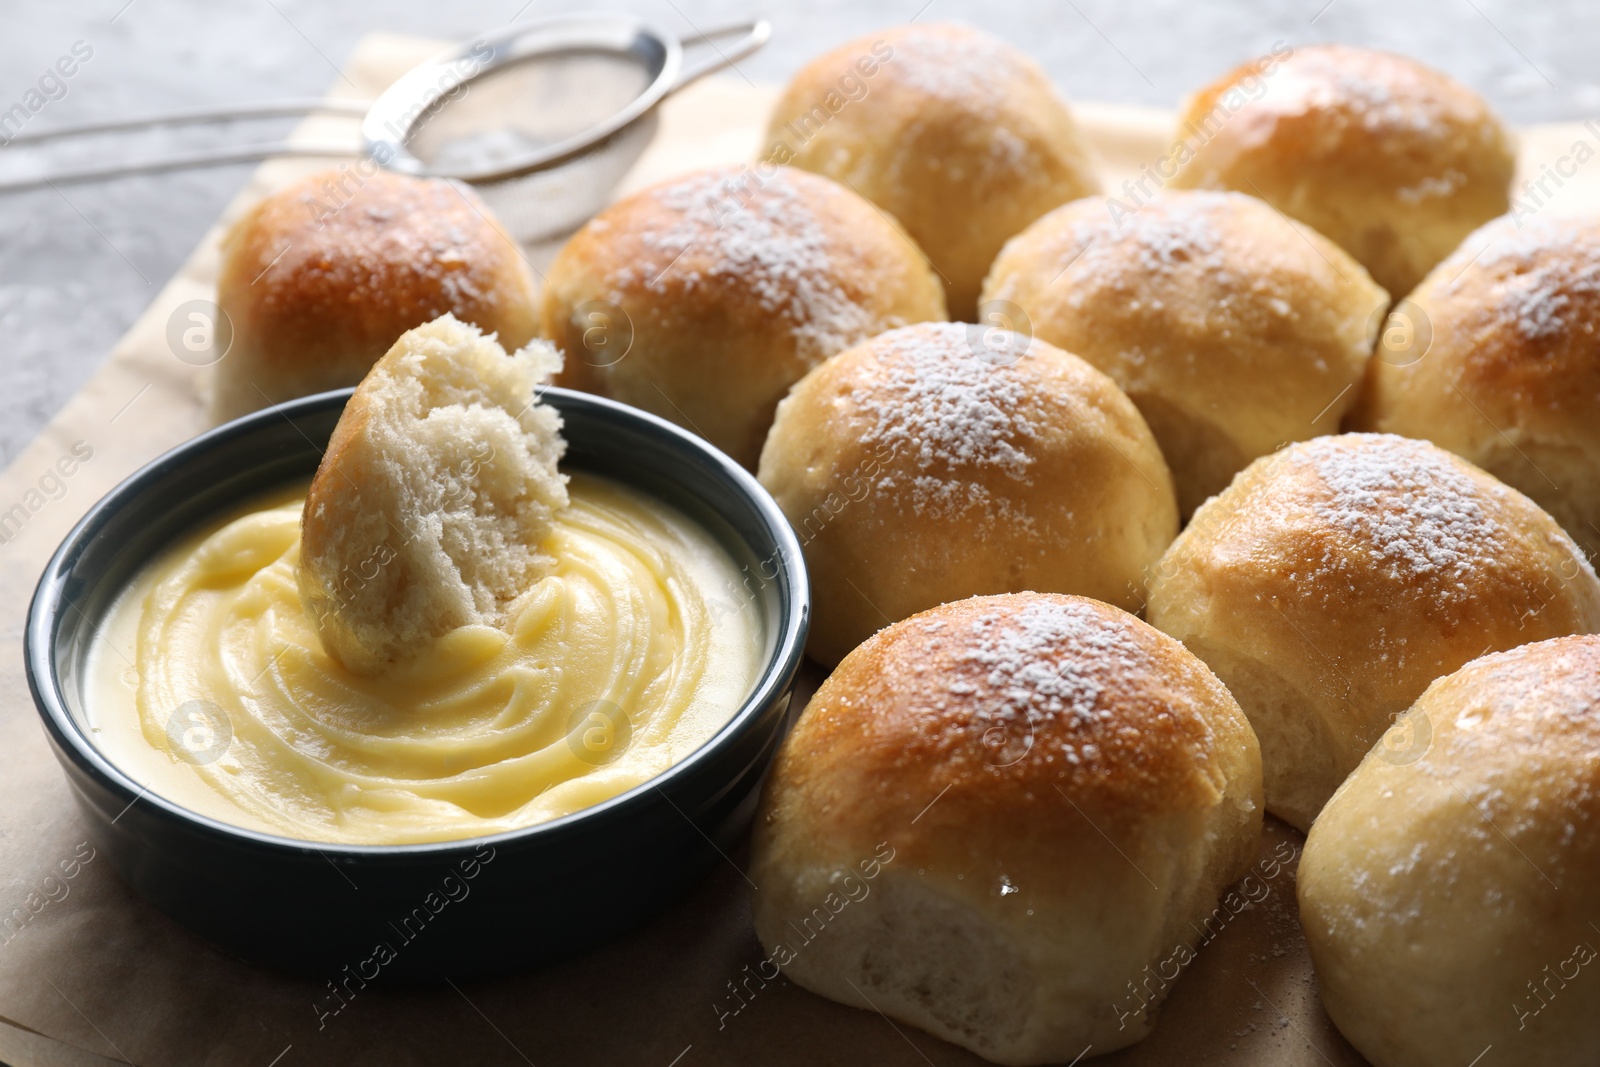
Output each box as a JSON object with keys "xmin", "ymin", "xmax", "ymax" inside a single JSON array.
[{"xmin": 0, "ymin": 0, "xmax": 1591, "ymax": 464}]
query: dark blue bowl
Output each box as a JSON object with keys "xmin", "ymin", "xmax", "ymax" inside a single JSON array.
[{"xmin": 24, "ymin": 387, "xmax": 807, "ymax": 979}]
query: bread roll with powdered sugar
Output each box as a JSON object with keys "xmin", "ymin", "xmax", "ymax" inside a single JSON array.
[
  {"xmin": 541, "ymin": 164, "xmax": 945, "ymax": 469},
  {"xmin": 1301, "ymin": 634, "xmax": 1600, "ymax": 1067},
  {"xmin": 985, "ymin": 190, "xmax": 1387, "ymax": 515},
  {"xmin": 1170, "ymin": 45, "xmax": 1513, "ymax": 297},
  {"xmin": 1148, "ymin": 433, "xmax": 1600, "ymax": 831},
  {"xmin": 758, "ymin": 321, "xmax": 1177, "ymax": 666},
  {"xmin": 752, "ymin": 593, "xmax": 1263, "ymax": 1064},
  {"xmin": 766, "ymin": 22, "xmax": 1102, "ymax": 318}
]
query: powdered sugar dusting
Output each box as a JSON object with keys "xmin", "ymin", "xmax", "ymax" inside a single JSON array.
[
  {"xmin": 1103, "ymin": 203, "xmax": 1223, "ymax": 272},
  {"xmin": 623, "ymin": 168, "xmax": 876, "ymax": 361},
  {"xmin": 887, "ymin": 25, "xmax": 1030, "ymax": 111},
  {"xmin": 1447, "ymin": 217, "xmax": 1600, "ymax": 342},
  {"xmin": 1297, "ymin": 434, "xmax": 1505, "ymax": 594},
  {"xmin": 1253, "ymin": 47, "xmax": 1453, "ymax": 138},
  {"xmin": 854, "ymin": 323, "xmax": 1039, "ymax": 520},
  {"xmin": 1436, "ymin": 638, "xmax": 1600, "ymax": 764},
  {"xmin": 960, "ymin": 599, "xmax": 1150, "ymax": 725},
  {"xmin": 933, "ymin": 598, "xmax": 1191, "ymax": 772},
  {"xmin": 1507, "ymin": 275, "xmax": 1590, "ymax": 340},
  {"xmin": 1032, "ymin": 196, "xmax": 1232, "ymax": 304},
  {"xmin": 875, "ymin": 25, "xmax": 1047, "ymax": 175}
]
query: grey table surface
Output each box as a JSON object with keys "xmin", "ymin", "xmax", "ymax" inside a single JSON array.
[{"xmin": 0, "ymin": 0, "xmax": 1591, "ymax": 466}]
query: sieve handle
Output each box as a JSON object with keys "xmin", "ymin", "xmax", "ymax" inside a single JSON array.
[
  {"xmin": 0, "ymin": 99, "xmax": 369, "ymax": 194},
  {"xmin": 0, "ymin": 142, "xmax": 363, "ymax": 195},
  {"xmin": 0, "ymin": 99, "xmax": 369, "ymax": 146},
  {"xmin": 670, "ymin": 18, "xmax": 773, "ymax": 92}
]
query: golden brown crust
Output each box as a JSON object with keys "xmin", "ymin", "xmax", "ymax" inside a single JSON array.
[
  {"xmin": 984, "ymin": 191, "xmax": 1387, "ymax": 514},
  {"xmin": 1299, "ymin": 635, "xmax": 1600, "ymax": 1067},
  {"xmin": 757, "ymin": 322, "xmax": 1177, "ymax": 666},
  {"xmin": 751, "ymin": 593, "xmax": 1262, "ymax": 1061},
  {"xmin": 541, "ymin": 164, "xmax": 945, "ymax": 468},
  {"xmin": 765, "ymin": 22, "xmax": 1101, "ymax": 318},
  {"xmin": 1148, "ymin": 433, "xmax": 1600, "ymax": 830},
  {"xmin": 768, "ymin": 595, "xmax": 1257, "ymax": 846},
  {"xmin": 1352, "ymin": 214, "xmax": 1600, "ymax": 561},
  {"xmin": 215, "ymin": 169, "xmax": 539, "ymax": 420},
  {"xmin": 1171, "ymin": 44, "xmax": 1514, "ymax": 297}
]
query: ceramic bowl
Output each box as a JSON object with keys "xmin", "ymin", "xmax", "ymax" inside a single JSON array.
[{"xmin": 25, "ymin": 387, "xmax": 808, "ymax": 978}]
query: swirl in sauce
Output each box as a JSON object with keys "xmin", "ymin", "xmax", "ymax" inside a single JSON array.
[{"xmin": 88, "ymin": 473, "xmax": 761, "ymax": 844}]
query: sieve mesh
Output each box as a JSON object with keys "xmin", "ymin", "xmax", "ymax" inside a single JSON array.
[
  {"xmin": 406, "ymin": 49, "xmax": 655, "ymax": 175},
  {"xmin": 404, "ymin": 48, "xmax": 662, "ymax": 242},
  {"xmin": 467, "ymin": 112, "xmax": 659, "ymax": 243}
]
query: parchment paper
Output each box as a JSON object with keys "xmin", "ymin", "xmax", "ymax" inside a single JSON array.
[{"xmin": 2, "ymin": 31, "xmax": 1596, "ymax": 1067}]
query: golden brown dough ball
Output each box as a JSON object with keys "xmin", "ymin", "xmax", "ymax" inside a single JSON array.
[
  {"xmin": 1300, "ymin": 635, "xmax": 1600, "ymax": 1067},
  {"xmin": 752, "ymin": 593, "xmax": 1263, "ymax": 1065},
  {"xmin": 1170, "ymin": 44, "xmax": 1514, "ymax": 297},
  {"xmin": 541, "ymin": 164, "xmax": 945, "ymax": 469},
  {"xmin": 1352, "ymin": 214, "xmax": 1600, "ymax": 562},
  {"xmin": 1147, "ymin": 433, "xmax": 1600, "ymax": 831},
  {"xmin": 765, "ymin": 22, "xmax": 1102, "ymax": 319},
  {"xmin": 984, "ymin": 191, "xmax": 1387, "ymax": 515},
  {"xmin": 758, "ymin": 321, "xmax": 1177, "ymax": 666},
  {"xmin": 214, "ymin": 168, "xmax": 539, "ymax": 421}
]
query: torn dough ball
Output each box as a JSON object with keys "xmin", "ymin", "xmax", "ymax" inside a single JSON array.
[{"xmin": 298, "ymin": 313, "xmax": 567, "ymax": 674}]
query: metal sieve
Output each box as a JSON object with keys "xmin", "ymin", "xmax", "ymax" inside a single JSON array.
[
  {"xmin": 0, "ymin": 13, "xmax": 770, "ymax": 241},
  {"xmin": 365, "ymin": 15, "xmax": 770, "ymax": 240}
]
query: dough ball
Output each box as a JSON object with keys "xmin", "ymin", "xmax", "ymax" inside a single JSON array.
[
  {"xmin": 752, "ymin": 593, "xmax": 1263, "ymax": 1064},
  {"xmin": 1300, "ymin": 635, "xmax": 1600, "ymax": 1067},
  {"xmin": 215, "ymin": 169, "xmax": 539, "ymax": 420},
  {"xmin": 1148, "ymin": 432, "xmax": 1600, "ymax": 830},
  {"xmin": 298, "ymin": 314, "xmax": 566, "ymax": 674},
  {"xmin": 758, "ymin": 321, "xmax": 1177, "ymax": 665},
  {"xmin": 1170, "ymin": 44, "xmax": 1514, "ymax": 297},
  {"xmin": 984, "ymin": 190, "xmax": 1386, "ymax": 514},
  {"xmin": 766, "ymin": 23, "xmax": 1101, "ymax": 318},
  {"xmin": 542, "ymin": 164, "xmax": 945, "ymax": 469}
]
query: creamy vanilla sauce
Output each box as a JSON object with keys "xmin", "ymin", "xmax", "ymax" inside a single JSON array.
[{"xmin": 86, "ymin": 473, "xmax": 763, "ymax": 845}]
